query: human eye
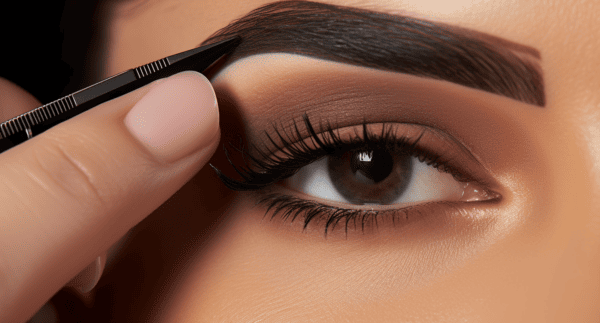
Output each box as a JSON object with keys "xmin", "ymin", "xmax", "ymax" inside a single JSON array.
[{"xmin": 212, "ymin": 113, "xmax": 501, "ymax": 235}]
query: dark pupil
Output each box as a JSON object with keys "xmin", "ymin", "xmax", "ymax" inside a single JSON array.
[
  {"xmin": 350, "ymin": 150, "xmax": 393, "ymax": 183},
  {"xmin": 327, "ymin": 148, "xmax": 413, "ymax": 205}
]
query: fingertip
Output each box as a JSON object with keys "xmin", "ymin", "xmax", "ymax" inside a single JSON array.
[{"xmin": 124, "ymin": 71, "xmax": 220, "ymax": 164}]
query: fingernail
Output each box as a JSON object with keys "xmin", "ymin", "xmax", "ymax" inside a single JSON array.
[
  {"xmin": 124, "ymin": 71, "xmax": 219, "ymax": 163},
  {"xmin": 67, "ymin": 253, "xmax": 106, "ymax": 294}
]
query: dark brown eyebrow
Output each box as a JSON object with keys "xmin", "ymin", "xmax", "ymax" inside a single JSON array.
[{"xmin": 201, "ymin": 0, "xmax": 545, "ymax": 107}]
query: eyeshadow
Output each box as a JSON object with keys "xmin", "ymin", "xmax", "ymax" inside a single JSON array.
[{"xmin": 211, "ymin": 55, "xmax": 534, "ymax": 187}]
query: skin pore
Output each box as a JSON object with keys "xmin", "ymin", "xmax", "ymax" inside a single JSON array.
[{"xmin": 71, "ymin": 0, "xmax": 600, "ymax": 322}]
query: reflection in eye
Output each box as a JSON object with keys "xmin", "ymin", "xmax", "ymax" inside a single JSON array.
[{"xmin": 213, "ymin": 114, "xmax": 500, "ymax": 234}]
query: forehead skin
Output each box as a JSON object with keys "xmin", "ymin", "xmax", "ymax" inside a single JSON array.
[{"xmin": 102, "ymin": 0, "xmax": 600, "ymax": 322}]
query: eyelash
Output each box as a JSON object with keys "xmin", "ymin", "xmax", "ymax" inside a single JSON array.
[
  {"xmin": 211, "ymin": 114, "xmax": 489, "ymax": 235},
  {"xmin": 253, "ymin": 192, "xmax": 464, "ymax": 236}
]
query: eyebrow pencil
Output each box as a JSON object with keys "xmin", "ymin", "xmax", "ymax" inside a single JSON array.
[{"xmin": 0, "ymin": 36, "xmax": 241, "ymax": 154}]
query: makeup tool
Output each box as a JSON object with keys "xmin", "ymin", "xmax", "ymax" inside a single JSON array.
[{"xmin": 0, "ymin": 36, "xmax": 241, "ymax": 153}]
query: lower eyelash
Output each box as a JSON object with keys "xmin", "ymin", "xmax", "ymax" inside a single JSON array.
[
  {"xmin": 256, "ymin": 192, "xmax": 462, "ymax": 237},
  {"xmin": 260, "ymin": 193, "xmax": 379, "ymax": 235}
]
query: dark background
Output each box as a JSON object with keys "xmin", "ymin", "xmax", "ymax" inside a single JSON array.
[
  {"xmin": 0, "ymin": 0, "xmax": 104, "ymax": 105},
  {"xmin": 1, "ymin": 2, "xmax": 112, "ymax": 320}
]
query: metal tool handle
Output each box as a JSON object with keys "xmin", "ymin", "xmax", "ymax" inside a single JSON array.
[{"xmin": 0, "ymin": 58, "xmax": 172, "ymax": 153}]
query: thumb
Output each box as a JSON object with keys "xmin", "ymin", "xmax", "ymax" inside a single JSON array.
[{"xmin": 0, "ymin": 71, "xmax": 221, "ymax": 322}]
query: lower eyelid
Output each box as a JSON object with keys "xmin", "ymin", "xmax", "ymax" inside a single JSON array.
[{"xmin": 251, "ymin": 187, "xmax": 500, "ymax": 238}]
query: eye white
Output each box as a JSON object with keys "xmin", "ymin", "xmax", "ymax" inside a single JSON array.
[{"xmin": 285, "ymin": 156, "xmax": 466, "ymax": 206}]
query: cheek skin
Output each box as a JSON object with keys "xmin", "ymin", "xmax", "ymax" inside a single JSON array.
[{"xmin": 158, "ymin": 193, "xmax": 498, "ymax": 322}]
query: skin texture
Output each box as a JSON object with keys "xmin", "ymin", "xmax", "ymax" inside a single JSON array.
[{"xmin": 31, "ymin": 0, "xmax": 600, "ymax": 321}]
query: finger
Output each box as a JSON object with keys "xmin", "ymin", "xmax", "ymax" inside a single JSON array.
[
  {"xmin": 0, "ymin": 77, "xmax": 42, "ymax": 121},
  {"xmin": 0, "ymin": 77, "xmax": 110, "ymax": 299},
  {"xmin": 0, "ymin": 71, "xmax": 221, "ymax": 322}
]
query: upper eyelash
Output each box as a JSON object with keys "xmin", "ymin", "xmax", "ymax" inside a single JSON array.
[{"xmin": 211, "ymin": 113, "xmax": 471, "ymax": 191}]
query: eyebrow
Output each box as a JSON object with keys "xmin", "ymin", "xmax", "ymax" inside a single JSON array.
[{"xmin": 201, "ymin": 0, "xmax": 545, "ymax": 107}]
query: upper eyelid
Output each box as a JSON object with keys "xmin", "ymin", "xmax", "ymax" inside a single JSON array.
[
  {"xmin": 212, "ymin": 60, "xmax": 515, "ymax": 195},
  {"xmin": 259, "ymin": 116, "xmax": 482, "ymax": 172},
  {"xmin": 213, "ymin": 115, "xmax": 502, "ymax": 194},
  {"xmin": 212, "ymin": 53, "xmax": 532, "ymax": 155}
]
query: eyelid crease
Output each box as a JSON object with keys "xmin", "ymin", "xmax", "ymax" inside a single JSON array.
[{"xmin": 211, "ymin": 113, "xmax": 501, "ymax": 194}]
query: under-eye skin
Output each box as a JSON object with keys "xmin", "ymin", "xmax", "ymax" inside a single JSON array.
[{"xmin": 212, "ymin": 114, "xmax": 502, "ymax": 235}]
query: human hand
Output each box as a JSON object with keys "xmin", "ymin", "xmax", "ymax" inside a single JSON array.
[{"xmin": 0, "ymin": 71, "xmax": 220, "ymax": 322}]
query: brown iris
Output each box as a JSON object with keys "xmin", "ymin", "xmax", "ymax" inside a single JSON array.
[{"xmin": 327, "ymin": 149, "xmax": 413, "ymax": 204}]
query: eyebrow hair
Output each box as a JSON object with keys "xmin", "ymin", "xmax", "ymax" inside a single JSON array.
[{"xmin": 201, "ymin": 0, "xmax": 545, "ymax": 107}]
